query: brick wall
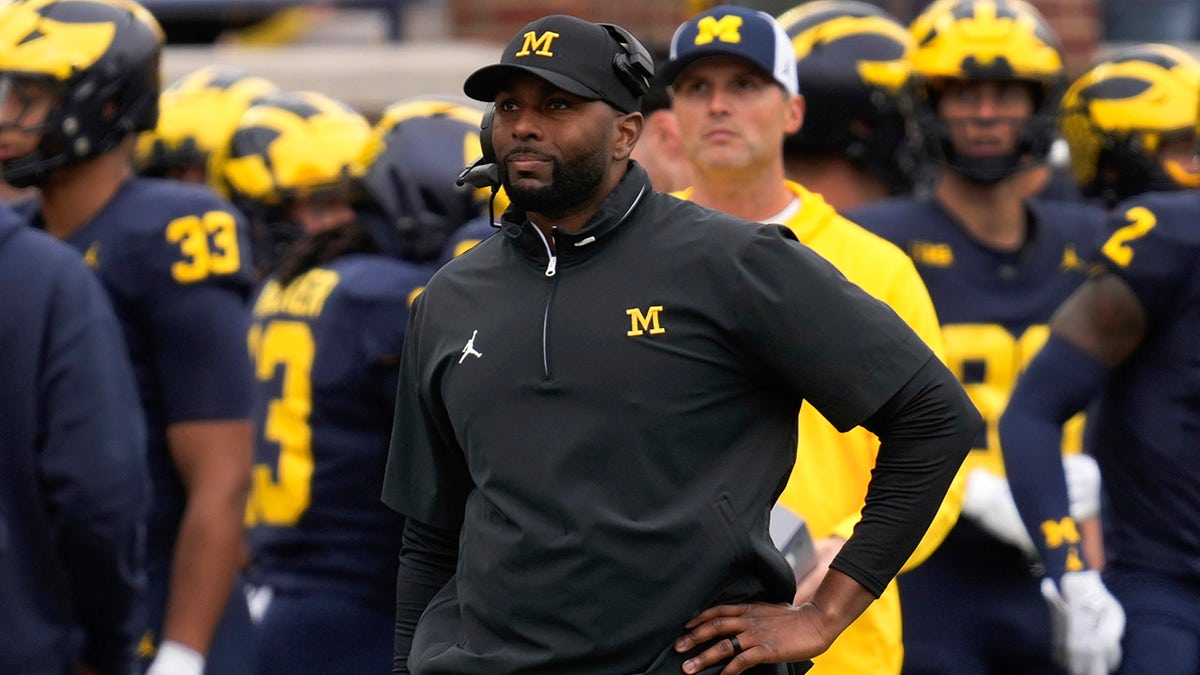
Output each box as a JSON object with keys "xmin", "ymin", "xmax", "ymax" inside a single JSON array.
[
  {"xmin": 447, "ymin": 0, "xmax": 1101, "ymax": 78},
  {"xmin": 1033, "ymin": 0, "xmax": 1103, "ymax": 77}
]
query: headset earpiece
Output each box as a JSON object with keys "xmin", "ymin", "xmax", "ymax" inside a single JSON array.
[
  {"xmin": 600, "ymin": 23, "xmax": 654, "ymax": 99},
  {"xmin": 479, "ymin": 102, "xmax": 495, "ymax": 163},
  {"xmin": 456, "ymin": 102, "xmax": 500, "ymax": 190}
]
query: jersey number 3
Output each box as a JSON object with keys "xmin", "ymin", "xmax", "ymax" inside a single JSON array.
[{"xmin": 245, "ymin": 320, "xmax": 314, "ymax": 527}]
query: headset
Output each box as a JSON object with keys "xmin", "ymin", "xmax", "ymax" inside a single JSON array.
[
  {"xmin": 600, "ymin": 23, "xmax": 654, "ymax": 102},
  {"xmin": 457, "ymin": 24, "xmax": 653, "ymax": 191}
]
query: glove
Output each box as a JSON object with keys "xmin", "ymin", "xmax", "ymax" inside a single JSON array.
[
  {"xmin": 145, "ymin": 640, "xmax": 205, "ymax": 675},
  {"xmin": 961, "ymin": 467, "xmax": 1036, "ymax": 554},
  {"xmin": 1063, "ymin": 454, "xmax": 1102, "ymax": 521},
  {"xmin": 1040, "ymin": 570, "xmax": 1125, "ymax": 675}
]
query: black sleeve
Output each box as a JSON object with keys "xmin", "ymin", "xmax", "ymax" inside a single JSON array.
[
  {"xmin": 829, "ymin": 356, "xmax": 980, "ymax": 596},
  {"xmin": 393, "ymin": 518, "xmax": 459, "ymax": 675}
]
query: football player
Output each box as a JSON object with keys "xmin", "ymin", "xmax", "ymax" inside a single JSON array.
[
  {"xmin": 777, "ymin": 0, "xmax": 919, "ymax": 210},
  {"xmin": 999, "ymin": 41, "xmax": 1200, "ymax": 675},
  {"xmin": 0, "ymin": 2, "xmax": 256, "ymax": 674},
  {"xmin": 216, "ymin": 90, "xmax": 370, "ymax": 279},
  {"xmin": 135, "ymin": 65, "xmax": 279, "ymax": 191},
  {"xmin": 243, "ymin": 105, "xmax": 487, "ymax": 675},
  {"xmin": 1000, "ymin": 149, "xmax": 1200, "ymax": 675},
  {"xmin": 1059, "ymin": 43, "xmax": 1200, "ymax": 208},
  {"xmin": 846, "ymin": 1, "xmax": 1109, "ymax": 672},
  {"xmin": 356, "ymin": 96, "xmax": 495, "ymax": 267},
  {"xmin": 662, "ymin": 6, "xmax": 958, "ymax": 673}
]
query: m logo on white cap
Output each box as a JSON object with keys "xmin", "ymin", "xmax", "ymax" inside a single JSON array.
[
  {"xmin": 695, "ymin": 15, "xmax": 742, "ymax": 45},
  {"xmin": 515, "ymin": 31, "xmax": 559, "ymax": 57}
]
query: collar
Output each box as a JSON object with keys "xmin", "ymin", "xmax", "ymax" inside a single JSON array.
[
  {"xmin": 500, "ymin": 161, "xmax": 652, "ymax": 265},
  {"xmin": 779, "ymin": 181, "xmax": 839, "ymax": 245}
]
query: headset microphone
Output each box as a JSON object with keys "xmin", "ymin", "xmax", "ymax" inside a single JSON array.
[{"xmin": 456, "ymin": 156, "xmax": 500, "ymax": 189}]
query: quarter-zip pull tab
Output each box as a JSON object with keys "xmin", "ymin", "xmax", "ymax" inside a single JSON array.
[{"xmin": 532, "ymin": 223, "xmax": 558, "ymax": 277}]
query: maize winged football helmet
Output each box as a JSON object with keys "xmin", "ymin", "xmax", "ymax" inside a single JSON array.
[
  {"xmin": 135, "ymin": 66, "xmax": 279, "ymax": 192},
  {"xmin": 1060, "ymin": 43, "xmax": 1200, "ymax": 205},
  {"xmin": 218, "ymin": 90, "xmax": 370, "ymax": 218},
  {"xmin": 777, "ymin": 0, "xmax": 917, "ymax": 192},
  {"xmin": 0, "ymin": 0, "xmax": 164, "ymax": 187}
]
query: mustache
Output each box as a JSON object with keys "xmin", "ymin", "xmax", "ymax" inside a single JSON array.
[{"xmin": 501, "ymin": 146, "xmax": 554, "ymax": 162}]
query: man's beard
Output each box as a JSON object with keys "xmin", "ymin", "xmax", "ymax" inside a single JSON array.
[{"xmin": 499, "ymin": 143, "xmax": 609, "ymax": 218}]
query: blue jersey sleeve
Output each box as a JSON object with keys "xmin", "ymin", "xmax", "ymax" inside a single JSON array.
[
  {"xmin": 149, "ymin": 280, "xmax": 254, "ymax": 422},
  {"xmin": 1000, "ymin": 335, "xmax": 1109, "ymax": 580},
  {"xmin": 113, "ymin": 191, "xmax": 255, "ymax": 423}
]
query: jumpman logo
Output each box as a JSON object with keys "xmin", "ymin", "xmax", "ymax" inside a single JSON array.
[{"xmin": 459, "ymin": 330, "xmax": 483, "ymax": 363}]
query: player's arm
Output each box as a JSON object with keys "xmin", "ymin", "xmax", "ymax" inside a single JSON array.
[
  {"xmin": 40, "ymin": 260, "xmax": 147, "ymax": 675},
  {"xmin": 1001, "ymin": 273, "xmax": 1145, "ymax": 578},
  {"xmin": 149, "ymin": 257, "xmax": 254, "ymax": 664},
  {"xmin": 162, "ymin": 420, "xmax": 252, "ymax": 653}
]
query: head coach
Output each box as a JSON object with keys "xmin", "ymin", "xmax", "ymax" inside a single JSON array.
[{"xmin": 382, "ymin": 13, "xmax": 980, "ymax": 675}]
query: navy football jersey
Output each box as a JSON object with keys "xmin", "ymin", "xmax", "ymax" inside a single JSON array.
[
  {"xmin": 246, "ymin": 253, "xmax": 430, "ymax": 600},
  {"xmin": 850, "ymin": 196, "xmax": 1106, "ymax": 473},
  {"xmin": 1088, "ymin": 191, "xmax": 1200, "ymax": 578},
  {"xmin": 22, "ymin": 177, "xmax": 254, "ymax": 566}
]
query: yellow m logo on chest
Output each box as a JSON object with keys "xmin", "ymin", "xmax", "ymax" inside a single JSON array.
[
  {"xmin": 627, "ymin": 306, "xmax": 666, "ymax": 336},
  {"xmin": 695, "ymin": 15, "xmax": 743, "ymax": 45},
  {"xmin": 515, "ymin": 31, "xmax": 560, "ymax": 57}
]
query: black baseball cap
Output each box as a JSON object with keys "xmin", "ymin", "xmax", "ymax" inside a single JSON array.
[{"xmin": 464, "ymin": 14, "xmax": 644, "ymax": 114}]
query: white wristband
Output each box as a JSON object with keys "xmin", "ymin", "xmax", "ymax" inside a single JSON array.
[{"xmin": 146, "ymin": 640, "xmax": 205, "ymax": 675}]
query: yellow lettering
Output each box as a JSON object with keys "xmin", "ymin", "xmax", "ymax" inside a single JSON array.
[
  {"xmin": 695, "ymin": 15, "xmax": 743, "ymax": 46},
  {"xmin": 252, "ymin": 270, "xmax": 340, "ymax": 319},
  {"xmin": 515, "ymin": 30, "xmax": 559, "ymax": 57},
  {"xmin": 627, "ymin": 306, "xmax": 666, "ymax": 336},
  {"xmin": 909, "ymin": 240, "xmax": 954, "ymax": 268},
  {"xmin": 1041, "ymin": 517, "xmax": 1081, "ymax": 548}
]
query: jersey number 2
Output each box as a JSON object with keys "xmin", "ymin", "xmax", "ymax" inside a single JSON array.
[{"xmin": 245, "ymin": 320, "xmax": 314, "ymax": 527}]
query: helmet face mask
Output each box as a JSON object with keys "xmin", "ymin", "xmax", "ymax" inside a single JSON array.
[
  {"xmin": 907, "ymin": 0, "xmax": 1066, "ymax": 185},
  {"xmin": 0, "ymin": 74, "xmax": 60, "ymax": 135},
  {"xmin": 0, "ymin": 0, "xmax": 164, "ymax": 188},
  {"xmin": 917, "ymin": 75, "xmax": 1054, "ymax": 185}
]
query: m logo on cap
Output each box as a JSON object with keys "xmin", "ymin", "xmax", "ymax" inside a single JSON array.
[
  {"xmin": 695, "ymin": 15, "xmax": 743, "ymax": 45},
  {"xmin": 515, "ymin": 30, "xmax": 560, "ymax": 57}
]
